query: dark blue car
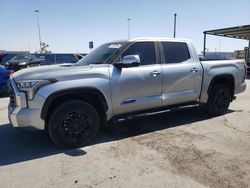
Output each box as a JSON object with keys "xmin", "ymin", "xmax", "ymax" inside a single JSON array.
[{"xmin": 0, "ymin": 65, "xmax": 13, "ymax": 95}]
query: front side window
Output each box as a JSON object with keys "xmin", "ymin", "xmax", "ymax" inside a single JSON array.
[
  {"xmin": 161, "ymin": 42, "xmax": 190, "ymax": 64},
  {"xmin": 122, "ymin": 42, "xmax": 156, "ymax": 65}
]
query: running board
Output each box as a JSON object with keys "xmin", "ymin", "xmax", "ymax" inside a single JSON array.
[{"xmin": 110, "ymin": 102, "xmax": 199, "ymax": 123}]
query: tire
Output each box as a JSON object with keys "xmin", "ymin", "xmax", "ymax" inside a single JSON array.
[
  {"xmin": 206, "ymin": 84, "xmax": 232, "ymax": 115},
  {"xmin": 48, "ymin": 100, "xmax": 100, "ymax": 148}
]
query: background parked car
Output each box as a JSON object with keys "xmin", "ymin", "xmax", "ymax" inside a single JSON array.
[
  {"xmin": 0, "ymin": 65, "xmax": 13, "ymax": 95},
  {"xmin": 5, "ymin": 54, "xmax": 44, "ymax": 71},
  {"xmin": 0, "ymin": 51, "xmax": 30, "ymax": 66},
  {"xmin": 38, "ymin": 53, "xmax": 86, "ymax": 65}
]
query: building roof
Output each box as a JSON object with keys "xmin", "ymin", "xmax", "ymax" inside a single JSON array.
[
  {"xmin": 110, "ymin": 37, "xmax": 192, "ymax": 43},
  {"xmin": 129, "ymin": 37, "xmax": 191, "ymax": 42},
  {"xmin": 204, "ymin": 25, "xmax": 250, "ymax": 40}
]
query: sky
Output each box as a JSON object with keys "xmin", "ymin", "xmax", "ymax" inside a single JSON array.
[{"xmin": 0, "ymin": 0, "xmax": 249, "ymax": 54}]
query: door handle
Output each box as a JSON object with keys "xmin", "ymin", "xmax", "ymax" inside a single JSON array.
[
  {"xmin": 150, "ymin": 71, "xmax": 161, "ymax": 77},
  {"xmin": 190, "ymin": 67, "xmax": 199, "ymax": 73}
]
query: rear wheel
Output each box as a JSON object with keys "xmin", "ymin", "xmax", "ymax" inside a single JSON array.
[
  {"xmin": 206, "ymin": 84, "xmax": 232, "ymax": 115},
  {"xmin": 48, "ymin": 100, "xmax": 100, "ymax": 148}
]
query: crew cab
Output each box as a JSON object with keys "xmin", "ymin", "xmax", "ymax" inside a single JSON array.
[{"xmin": 8, "ymin": 38, "xmax": 247, "ymax": 148}]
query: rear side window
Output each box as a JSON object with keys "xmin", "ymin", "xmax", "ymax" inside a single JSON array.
[
  {"xmin": 55, "ymin": 54, "xmax": 78, "ymax": 64},
  {"xmin": 43, "ymin": 54, "xmax": 56, "ymax": 65},
  {"xmin": 161, "ymin": 42, "xmax": 190, "ymax": 63},
  {"xmin": 122, "ymin": 42, "xmax": 156, "ymax": 65}
]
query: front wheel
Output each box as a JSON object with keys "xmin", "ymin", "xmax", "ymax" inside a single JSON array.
[
  {"xmin": 206, "ymin": 84, "xmax": 232, "ymax": 116},
  {"xmin": 48, "ymin": 100, "xmax": 100, "ymax": 148}
]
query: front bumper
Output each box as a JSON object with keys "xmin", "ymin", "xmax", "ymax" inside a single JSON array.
[
  {"xmin": 235, "ymin": 82, "xmax": 247, "ymax": 95},
  {"xmin": 8, "ymin": 78, "xmax": 45, "ymax": 130}
]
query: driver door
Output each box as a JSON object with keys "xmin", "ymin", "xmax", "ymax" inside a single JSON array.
[{"xmin": 109, "ymin": 42, "xmax": 163, "ymax": 115}]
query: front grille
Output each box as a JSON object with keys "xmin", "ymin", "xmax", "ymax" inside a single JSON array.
[{"xmin": 7, "ymin": 81, "xmax": 16, "ymax": 109}]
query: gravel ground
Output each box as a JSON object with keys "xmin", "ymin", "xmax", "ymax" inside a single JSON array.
[{"xmin": 0, "ymin": 79, "xmax": 249, "ymax": 188}]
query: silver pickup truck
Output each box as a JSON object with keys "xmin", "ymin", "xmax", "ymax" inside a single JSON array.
[{"xmin": 8, "ymin": 38, "xmax": 247, "ymax": 148}]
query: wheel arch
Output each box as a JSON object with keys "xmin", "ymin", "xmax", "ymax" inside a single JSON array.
[
  {"xmin": 41, "ymin": 87, "xmax": 108, "ymax": 129},
  {"xmin": 207, "ymin": 74, "xmax": 235, "ymax": 97}
]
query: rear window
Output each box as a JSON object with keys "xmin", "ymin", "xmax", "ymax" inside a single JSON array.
[
  {"xmin": 161, "ymin": 42, "xmax": 190, "ymax": 63},
  {"xmin": 1, "ymin": 54, "xmax": 16, "ymax": 65}
]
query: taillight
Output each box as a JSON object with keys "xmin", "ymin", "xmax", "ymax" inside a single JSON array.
[
  {"xmin": 244, "ymin": 64, "xmax": 247, "ymax": 81},
  {"xmin": 8, "ymin": 71, "xmax": 14, "ymax": 75},
  {"xmin": 236, "ymin": 60, "xmax": 247, "ymax": 82},
  {"xmin": 0, "ymin": 71, "xmax": 13, "ymax": 76},
  {"xmin": 5, "ymin": 70, "xmax": 14, "ymax": 75}
]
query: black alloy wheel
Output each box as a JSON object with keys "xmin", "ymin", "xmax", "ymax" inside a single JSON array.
[
  {"xmin": 60, "ymin": 112, "xmax": 91, "ymax": 141},
  {"xmin": 48, "ymin": 100, "xmax": 100, "ymax": 148},
  {"xmin": 206, "ymin": 84, "xmax": 232, "ymax": 115}
]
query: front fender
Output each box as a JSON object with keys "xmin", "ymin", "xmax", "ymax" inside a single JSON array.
[{"xmin": 32, "ymin": 78, "xmax": 112, "ymax": 119}]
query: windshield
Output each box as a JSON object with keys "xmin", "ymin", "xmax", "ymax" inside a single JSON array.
[
  {"xmin": 77, "ymin": 42, "xmax": 126, "ymax": 65},
  {"xmin": 11, "ymin": 55, "xmax": 29, "ymax": 61}
]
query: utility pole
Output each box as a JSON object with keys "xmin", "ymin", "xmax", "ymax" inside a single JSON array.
[
  {"xmin": 173, "ymin": 13, "xmax": 177, "ymax": 38},
  {"xmin": 203, "ymin": 32, "xmax": 207, "ymax": 56},
  {"xmin": 35, "ymin": 10, "xmax": 42, "ymax": 52},
  {"xmin": 127, "ymin": 18, "xmax": 131, "ymax": 39}
]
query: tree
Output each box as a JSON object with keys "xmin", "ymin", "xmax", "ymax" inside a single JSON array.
[{"xmin": 39, "ymin": 42, "xmax": 52, "ymax": 54}]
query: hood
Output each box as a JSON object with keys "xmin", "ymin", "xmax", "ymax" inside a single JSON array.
[{"xmin": 12, "ymin": 64, "xmax": 110, "ymax": 82}]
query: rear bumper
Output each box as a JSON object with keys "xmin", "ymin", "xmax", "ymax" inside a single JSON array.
[{"xmin": 0, "ymin": 84, "xmax": 8, "ymax": 94}]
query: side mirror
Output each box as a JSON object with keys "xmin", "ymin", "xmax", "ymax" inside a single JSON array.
[{"xmin": 116, "ymin": 55, "xmax": 140, "ymax": 68}]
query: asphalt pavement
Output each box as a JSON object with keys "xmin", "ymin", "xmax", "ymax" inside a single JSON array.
[{"xmin": 0, "ymin": 79, "xmax": 250, "ymax": 188}]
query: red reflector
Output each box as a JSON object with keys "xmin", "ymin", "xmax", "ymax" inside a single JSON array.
[{"xmin": 6, "ymin": 71, "xmax": 13, "ymax": 75}]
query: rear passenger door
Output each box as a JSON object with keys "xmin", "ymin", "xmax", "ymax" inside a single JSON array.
[{"xmin": 160, "ymin": 41, "xmax": 203, "ymax": 105}]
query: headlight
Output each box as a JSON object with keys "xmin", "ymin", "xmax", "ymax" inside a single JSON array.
[
  {"xmin": 18, "ymin": 62, "xmax": 27, "ymax": 66},
  {"xmin": 17, "ymin": 80, "xmax": 54, "ymax": 100},
  {"xmin": 6, "ymin": 62, "xmax": 9, "ymax": 65}
]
